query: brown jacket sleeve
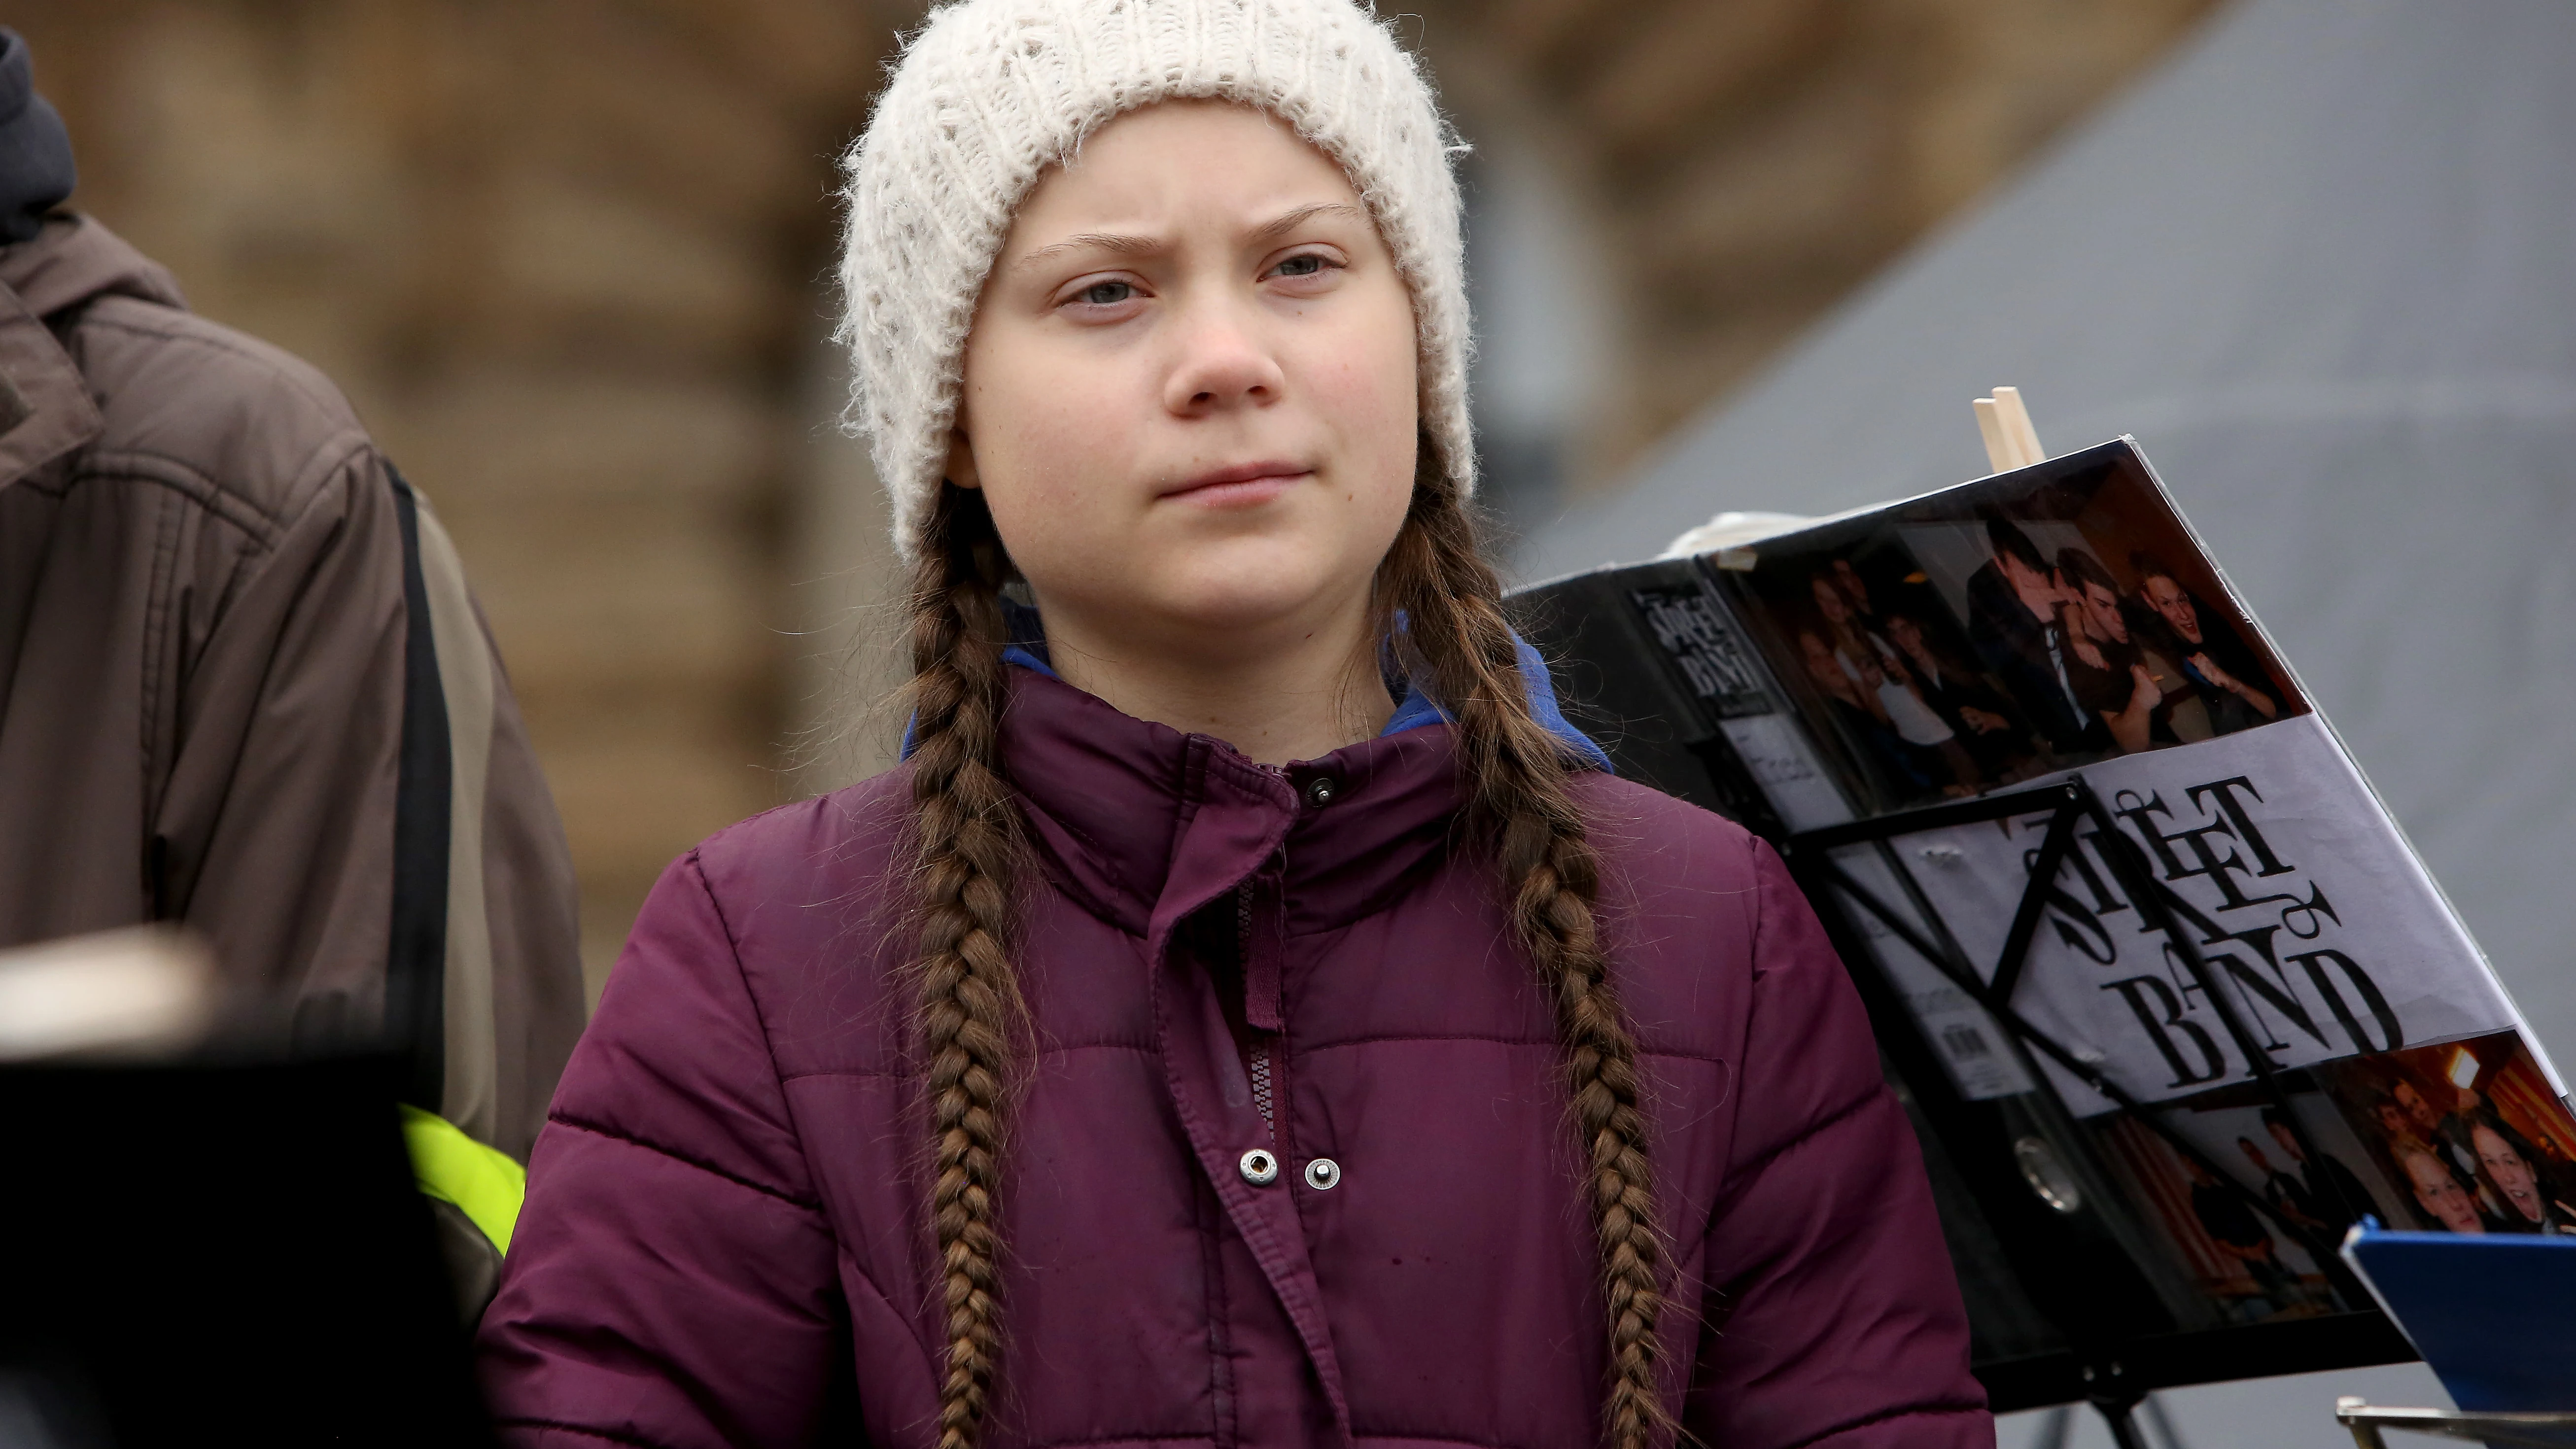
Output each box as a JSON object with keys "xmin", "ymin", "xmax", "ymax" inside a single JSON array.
[
  {"xmin": 0, "ymin": 218, "xmax": 583, "ymax": 1159},
  {"xmin": 152, "ymin": 435, "xmax": 581, "ymax": 1160}
]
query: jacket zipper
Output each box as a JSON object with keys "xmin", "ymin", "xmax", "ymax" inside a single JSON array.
[{"xmin": 1237, "ymin": 882, "xmax": 1278, "ymax": 1141}]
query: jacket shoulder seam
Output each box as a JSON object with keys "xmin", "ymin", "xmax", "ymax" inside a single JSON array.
[
  {"xmin": 682, "ymin": 850, "xmax": 786, "ymax": 1079},
  {"xmin": 676, "ymin": 851, "xmax": 832, "ymax": 1199},
  {"xmin": 79, "ymin": 429, "xmax": 376, "ymax": 551},
  {"xmin": 1723, "ymin": 1082, "xmax": 1886, "ymax": 1188},
  {"xmin": 544, "ymin": 1111, "xmax": 824, "ymax": 1213},
  {"xmin": 75, "ymin": 446, "xmax": 290, "ymax": 543},
  {"xmin": 78, "ymin": 303, "xmax": 361, "ymax": 424}
]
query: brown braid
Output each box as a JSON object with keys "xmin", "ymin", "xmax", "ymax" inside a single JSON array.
[
  {"xmin": 902, "ymin": 484, "xmax": 1024, "ymax": 1449},
  {"xmin": 900, "ymin": 459, "xmax": 1667, "ymax": 1449},
  {"xmin": 1380, "ymin": 452, "xmax": 1673, "ymax": 1449}
]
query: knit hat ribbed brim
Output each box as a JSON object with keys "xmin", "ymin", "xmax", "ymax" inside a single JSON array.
[{"xmin": 835, "ymin": 0, "xmax": 1474, "ymax": 562}]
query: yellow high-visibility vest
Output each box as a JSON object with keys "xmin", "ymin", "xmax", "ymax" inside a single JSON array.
[{"xmin": 399, "ymin": 1103, "xmax": 525, "ymax": 1255}]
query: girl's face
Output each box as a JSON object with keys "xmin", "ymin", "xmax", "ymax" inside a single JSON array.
[
  {"xmin": 2473, "ymin": 1125, "xmax": 2542, "ymax": 1219},
  {"xmin": 1809, "ymin": 576, "xmax": 1848, "ymax": 625},
  {"xmin": 951, "ymin": 101, "xmax": 1420, "ymax": 660},
  {"xmin": 2406, "ymin": 1150, "xmax": 2485, "ymax": 1234},
  {"xmin": 1799, "ymin": 632, "xmax": 1852, "ymax": 702}
]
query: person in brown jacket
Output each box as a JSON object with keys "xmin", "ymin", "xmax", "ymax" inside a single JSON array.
[{"xmin": 0, "ymin": 29, "xmax": 583, "ymax": 1286}]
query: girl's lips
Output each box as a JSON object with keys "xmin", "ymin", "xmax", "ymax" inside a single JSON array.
[{"xmin": 1161, "ymin": 464, "xmax": 1312, "ymax": 509}]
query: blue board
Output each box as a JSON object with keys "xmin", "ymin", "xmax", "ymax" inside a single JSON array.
[{"xmin": 2342, "ymin": 1219, "xmax": 2576, "ymax": 1412}]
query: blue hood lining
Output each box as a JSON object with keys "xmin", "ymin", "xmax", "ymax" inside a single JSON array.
[{"xmin": 956, "ymin": 598, "xmax": 1612, "ymax": 774}]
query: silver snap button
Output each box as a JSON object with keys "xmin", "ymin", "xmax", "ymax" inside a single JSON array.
[
  {"xmin": 1303, "ymin": 1157, "xmax": 1341, "ymax": 1191},
  {"xmin": 1238, "ymin": 1148, "xmax": 1280, "ymax": 1186},
  {"xmin": 1302, "ymin": 775, "xmax": 1338, "ymax": 809}
]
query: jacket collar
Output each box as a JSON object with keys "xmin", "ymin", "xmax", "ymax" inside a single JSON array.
[
  {"xmin": 999, "ymin": 666, "xmax": 1475, "ymax": 937},
  {"xmin": 994, "ymin": 596, "xmax": 1612, "ymax": 770},
  {"xmin": 0, "ymin": 216, "xmax": 183, "ymax": 493},
  {"xmin": 0, "ymin": 213, "xmax": 186, "ymax": 316}
]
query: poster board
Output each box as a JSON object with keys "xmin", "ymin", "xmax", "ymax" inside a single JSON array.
[{"xmin": 1512, "ymin": 438, "xmax": 2576, "ymax": 1409}]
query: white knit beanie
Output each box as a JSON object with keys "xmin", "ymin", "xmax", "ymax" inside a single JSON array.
[{"xmin": 836, "ymin": 0, "xmax": 1473, "ymax": 561}]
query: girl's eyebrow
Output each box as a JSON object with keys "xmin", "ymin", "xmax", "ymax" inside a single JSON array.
[
  {"xmin": 1247, "ymin": 201, "xmax": 1366, "ymax": 244},
  {"xmin": 1010, "ymin": 201, "xmax": 1366, "ymax": 272},
  {"xmin": 1013, "ymin": 230, "xmax": 1161, "ymax": 272}
]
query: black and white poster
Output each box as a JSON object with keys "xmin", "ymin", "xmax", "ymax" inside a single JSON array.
[
  {"xmin": 1864, "ymin": 717, "xmax": 2517, "ymax": 1114},
  {"xmin": 1700, "ymin": 439, "xmax": 2564, "ymax": 1119}
]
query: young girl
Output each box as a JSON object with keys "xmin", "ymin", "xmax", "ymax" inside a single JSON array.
[{"xmin": 476, "ymin": 2, "xmax": 1988, "ymax": 1446}]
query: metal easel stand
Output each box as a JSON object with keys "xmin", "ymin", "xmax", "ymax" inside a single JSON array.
[
  {"xmin": 2088, "ymin": 1390, "xmax": 2154, "ymax": 1449},
  {"xmin": 2029, "ymin": 1394, "xmax": 2185, "ymax": 1449},
  {"xmin": 1785, "ymin": 774, "xmax": 2386, "ymax": 1447},
  {"xmin": 2336, "ymin": 1399, "xmax": 2576, "ymax": 1448},
  {"xmin": 1788, "ymin": 775, "xmax": 2375, "ymax": 1281}
]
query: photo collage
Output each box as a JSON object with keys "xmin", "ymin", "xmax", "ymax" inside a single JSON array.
[
  {"xmin": 1707, "ymin": 444, "xmax": 2309, "ymax": 817},
  {"xmin": 2310, "ymin": 1030, "xmax": 2576, "ymax": 1238},
  {"xmin": 1669, "ymin": 441, "xmax": 2576, "ymax": 1336},
  {"xmin": 2085, "ymin": 1029, "xmax": 2576, "ymax": 1328}
]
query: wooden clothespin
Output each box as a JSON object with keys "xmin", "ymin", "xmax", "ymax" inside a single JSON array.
[{"xmin": 1971, "ymin": 386, "xmax": 2047, "ymax": 473}]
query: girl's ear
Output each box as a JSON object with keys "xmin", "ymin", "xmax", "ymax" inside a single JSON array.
[{"xmin": 942, "ymin": 426, "xmax": 982, "ymax": 491}]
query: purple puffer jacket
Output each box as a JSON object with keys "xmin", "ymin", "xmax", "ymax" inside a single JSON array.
[{"xmin": 478, "ymin": 668, "xmax": 1989, "ymax": 1449}]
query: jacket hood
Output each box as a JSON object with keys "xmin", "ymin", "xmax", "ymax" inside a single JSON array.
[
  {"xmin": 0, "ymin": 216, "xmax": 182, "ymax": 493},
  {"xmin": 0, "ymin": 213, "xmax": 184, "ymax": 319}
]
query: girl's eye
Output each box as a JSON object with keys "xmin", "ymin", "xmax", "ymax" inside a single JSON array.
[
  {"xmin": 1272, "ymin": 254, "xmax": 1327, "ymax": 278},
  {"xmin": 1075, "ymin": 279, "xmax": 1134, "ymax": 306}
]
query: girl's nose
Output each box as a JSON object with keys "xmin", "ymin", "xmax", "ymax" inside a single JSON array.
[{"xmin": 1163, "ymin": 300, "xmax": 1287, "ymax": 414}]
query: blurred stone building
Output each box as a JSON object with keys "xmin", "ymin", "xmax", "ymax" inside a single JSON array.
[{"xmin": 16, "ymin": 0, "xmax": 2215, "ymax": 999}]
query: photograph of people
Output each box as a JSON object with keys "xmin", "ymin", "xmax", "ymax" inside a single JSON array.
[
  {"xmin": 2262, "ymin": 1107, "xmax": 2378, "ymax": 1242},
  {"xmin": 1797, "ymin": 625, "xmax": 1914, "ymax": 794},
  {"xmin": 1884, "ymin": 610, "xmax": 2032, "ymax": 781},
  {"xmin": 2471, "ymin": 1118, "xmax": 2576, "ymax": 1233},
  {"xmin": 469, "ymin": 3, "xmax": 1989, "ymax": 1445},
  {"xmin": 1963, "ymin": 516, "xmax": 2108, "ymax": 756},
  {"xmin": 2182, "ymin": 1154, "xmax": 2314, "ymax": 1316},
  {"xmin": 2239, "ymin": 1135, "xmax": 2331, "ymax": 1239},
  {"xmin": 2393, "ymin": 1077, "xmax": 2487, "ymax": 1190},
  {"xmin": 2054, "ymin": 548, "xmax": 2167, "ymax": 755},
  {"xmin": 1806, "ymin": 570, "xmax": 1980, "ymax": 797},
  {"xmin": 2320, "ymin": 1034, "xmax": 2576, "ymax": 1237},
  {"xmin": 2371, "ymin": 1091, "xmax": 2420, "ymax": 1149},
  {"xmin": 1831, "ymin": 555, "xmax": 1879, "ymax": 622},
  {"xmin": 2356, "ymin": 1078, "xmax": 2509, "ymax": 1228},
  {"xmin": 2399, "ymin": 1143, "xmax": 2496, "ymax": 1234},
  {"xmin": 2127, "ymin": 552, "xmax": 2282, "ymax": 734}
]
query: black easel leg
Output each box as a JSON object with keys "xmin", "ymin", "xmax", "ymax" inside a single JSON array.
[
  {"xmin": 2141, "ymin": 1393, "xmax": 2188, "ymax": 1449},
  {"xmin": 2092, "ymin": 1395, "xmax": 2152, "ymax": 1449}
]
